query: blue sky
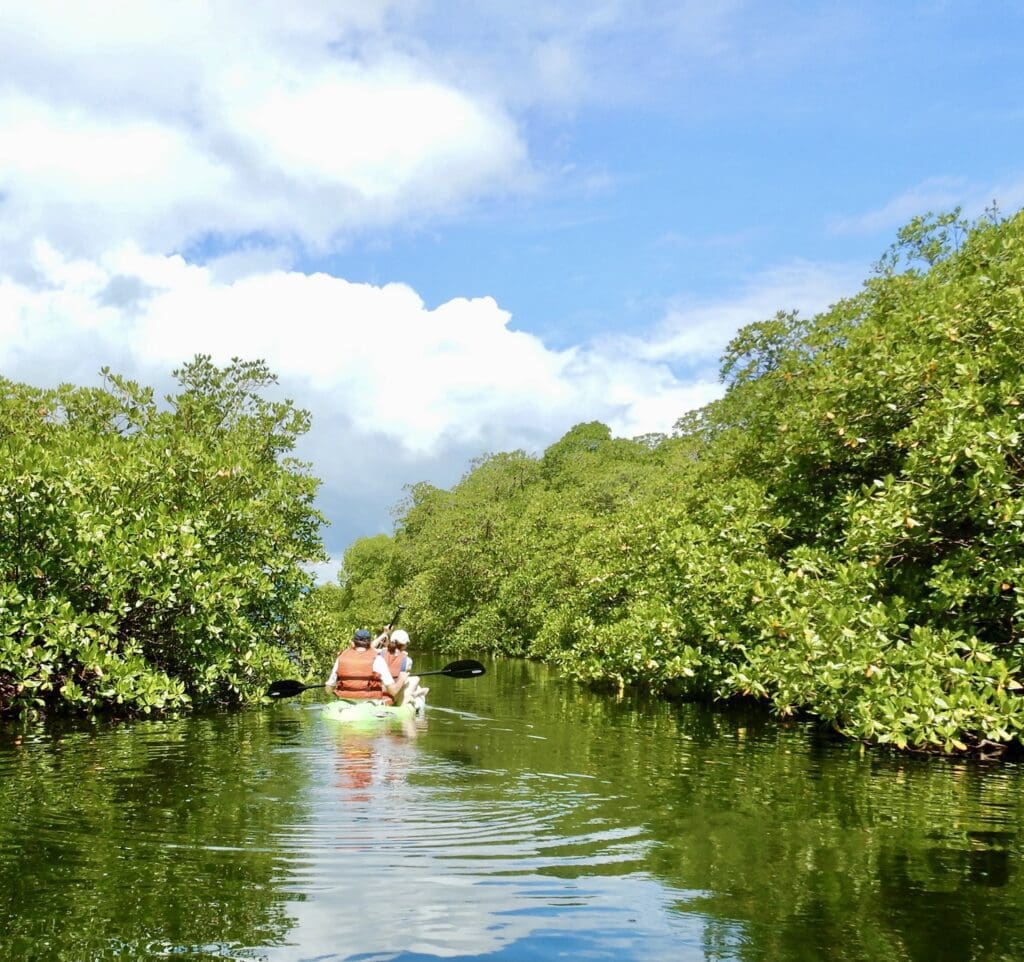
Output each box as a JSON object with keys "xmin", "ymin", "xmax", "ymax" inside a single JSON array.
[
  {"xmin": 2, "ymin": 1, "xmax": 1023, "ymax": 576},
  {"xmin": 311, "ymin": 1, "xmax": 1024, "ymax": 343}
]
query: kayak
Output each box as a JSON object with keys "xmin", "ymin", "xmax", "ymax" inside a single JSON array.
[{"xmin": 322, "ymin": 697, "xmax": 421, "ymax": 724}]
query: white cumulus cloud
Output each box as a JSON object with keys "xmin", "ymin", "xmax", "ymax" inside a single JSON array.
[
  {"xmin": 0, "ymin": 1, "xmax": 529, "ymax": 263},
  {"xmin": 1, "ymin": 242, "xmax": 732, "ymax": 554},
  {"xmin": 1, "ymin": 239, "xmax": 863, "ymax": 556},
  {"xmin": 1, "ymin": 243, "xmax": 718, "ymax": 451}
]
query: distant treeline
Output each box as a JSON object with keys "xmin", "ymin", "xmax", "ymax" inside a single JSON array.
[{"xmin": 325, "ymin": 209, "xmax": 1024, "ymax": 754}]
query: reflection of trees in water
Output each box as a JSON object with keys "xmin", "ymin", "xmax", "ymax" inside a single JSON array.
[
  {"xmin": 4, "ymin": 660, "xmax": 1024, "ymax": 961},
  {"xmin": 435, "ymin": 658, "xmax": 1024, "ymax": 962},
  {"xmin": 0, "ymin": 710, "xmax": 318, "ymax": 961}
]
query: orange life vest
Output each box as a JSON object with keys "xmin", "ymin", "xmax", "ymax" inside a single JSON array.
[
  {"xmin": 333, "ymin": 647, "xmax": 393, "ymax": 703},
  {"xmin": 385, "ymin": 649, "xmax": 407, "ymax": 679}
]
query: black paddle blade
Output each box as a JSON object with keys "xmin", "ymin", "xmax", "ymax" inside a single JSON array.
[
  {"xmin": 425, "ymin": 659, "xmax": 485, "ymax": 679},
  {"xmin": 266, "ymin": 679, "xmax": 309, "ymax": 699}
]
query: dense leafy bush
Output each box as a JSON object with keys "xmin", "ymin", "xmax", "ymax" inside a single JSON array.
[
  {"xmin": 333, "ymin": 210, "xmax": 1024, "ymax": 754},
  {"xmin": 0, "ymin": 357, "xmax": 326, "ymax": 715}
]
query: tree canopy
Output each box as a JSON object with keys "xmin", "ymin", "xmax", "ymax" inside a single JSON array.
[
  {"xmin": 329, "ymin": 209, "xmax": 1024, "ymax": 754},
  {"xmin": 6, "ymin": 210, "xmax": 1024, "ymax": 755},
  {"xmin": 0, "ymin": 357, "xmax": 325, "ymax": 715}
]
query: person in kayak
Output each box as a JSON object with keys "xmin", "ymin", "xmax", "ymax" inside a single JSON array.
[
  {"xmin": 325, "ymin": 628, "xmax": 408, "ymax": 704},
  {"xmin": 386, "ymin": 629, "xmax": 429, "ymax": 707},
  {"xmin": 382, "ymin": 629, "xmax": 407, "ymax": 675}
]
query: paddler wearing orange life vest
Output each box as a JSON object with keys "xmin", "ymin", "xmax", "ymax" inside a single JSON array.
[
  {"xmin": 324, "ymin": 627, "xmax": 407, "ymax": 704},
  {"xmin": 385, "ymin": 629, "xmax": 429, "ymax": 706}
]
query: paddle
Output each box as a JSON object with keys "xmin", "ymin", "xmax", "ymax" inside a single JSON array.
[
  {"xmin": 266, "ymin": 679, "xmax": 328, "ymax": 698},
  {"xmin": 416, "ymin": 659, "xmax": 485, "ymax": 679},
  {"xmin": 265, "ymin": 659, "xmax": 485, "ymax": 699}
]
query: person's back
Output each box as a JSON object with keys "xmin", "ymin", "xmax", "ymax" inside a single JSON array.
[
  {"xmin": 326, "ymin": 629, "xmax": 395, "ymax": 703},
  {"xmin": 334, "ymin": 646, "xmax": 383, "ymax": 697}
]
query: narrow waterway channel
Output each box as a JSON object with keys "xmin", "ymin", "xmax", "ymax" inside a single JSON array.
[{"xmin": 2, "ymin": 658, "xmax": 1024, "ymax": 962}]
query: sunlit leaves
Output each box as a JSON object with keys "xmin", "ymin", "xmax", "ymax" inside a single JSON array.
[
  {"xmin": 327, "ymin": 210, "xmax": 1024, "ymax": 754},
  {"xmin": 0, "ymin": 356, "xmax": 326, "ymax": 716}
]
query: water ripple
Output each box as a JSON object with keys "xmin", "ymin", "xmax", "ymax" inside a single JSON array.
[{"xmin": 5, "ymin": 663, "xmax": 1024, "ymax": 962}]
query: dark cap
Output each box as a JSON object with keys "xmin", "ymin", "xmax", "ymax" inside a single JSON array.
[{"xmin": 354, "ymin": 628, "xmax": 371, "ymax": 641}]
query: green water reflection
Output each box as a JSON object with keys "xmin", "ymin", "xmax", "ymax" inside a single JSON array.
[{"xmin": 2, "ymin": 659, "xmax": 1023, "ymax": 961}]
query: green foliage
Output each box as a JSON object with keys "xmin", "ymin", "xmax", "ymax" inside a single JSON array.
[
  {"xmin": 719, "ymin": 309, "xmax": 810, "ymax": 386},
  {"xmin": 286, "ymin": 582, "xmax": 348, "ymax": 680},
  {"xmin": 0, "ymin": 357, "xmax": 326, "ymax": 716},
  {"xmin": 331, "ymin": 209, "xmax": 1024, "ymax": 755}
]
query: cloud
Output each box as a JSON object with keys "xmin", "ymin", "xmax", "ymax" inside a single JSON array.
[
  {"xmin": 0, "ymin": 3, "xmax": 529, "ymax": 265},
  {"xmin": 2, "ymin": 241, "xmax": 863, "ymax": 559},
  {"xmin": 0, "ymin": 0, "xmax": 881, "ymax": 279},
  {"xmin": 831, "ymin": 175, "xmax": 1024, "ymax": 236},
  {"xmin": 2, "ymin": 243, "xmax": 716, "ymax": 449},
  {"xmin": 624, "ymin": 259, "xmax": 864, "ymax": 369},
  {"xmin": 395, "ymin": 0, "xmax": 859, "ymax": 112}
]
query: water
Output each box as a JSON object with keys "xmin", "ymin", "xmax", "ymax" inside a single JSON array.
[{"xmin": 2, "ymin": 658, "xmax": 1024, "ymax": 962}]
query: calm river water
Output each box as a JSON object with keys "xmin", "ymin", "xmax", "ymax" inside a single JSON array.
[{"xmin": 3, "ymin": 658, "xmax": 1024, "ymax": 962}]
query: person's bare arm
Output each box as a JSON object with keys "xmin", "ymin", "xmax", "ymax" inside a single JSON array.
[{"xmin": 385, "ymin": 671, "xmax": 409, "ymax": 698}]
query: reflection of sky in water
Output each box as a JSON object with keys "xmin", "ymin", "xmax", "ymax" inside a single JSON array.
[
  {"xmin": 269, "ymin": 875, "xmax": 718, "ymax": 962},
  {"xmin": 262, "ymin": 706, "xmax": 722, "ymax": 962}
]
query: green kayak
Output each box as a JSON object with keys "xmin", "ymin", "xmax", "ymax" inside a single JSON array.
[{"xmin": 322, "ymin": 698, "xmax": 420, "ymax": 724}]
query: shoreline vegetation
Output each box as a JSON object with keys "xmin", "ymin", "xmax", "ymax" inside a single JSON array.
[
  {"xmin": 326, "ymin": 209, "xmax": 1024, "ymax": 758},
  {"xmin": 3, "ymin": 209, "xmax": 1024, "ymax": 757},
  {"xmin": 0, "ymin": 358, "xmax": 326, "ymax": 716}
]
